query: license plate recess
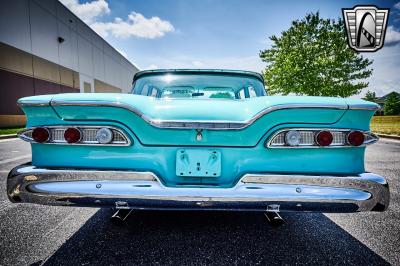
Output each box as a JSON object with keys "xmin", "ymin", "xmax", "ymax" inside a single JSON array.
[{"xmin": 176, "ymin": 149, "xmax": 221, "ymax": 177}]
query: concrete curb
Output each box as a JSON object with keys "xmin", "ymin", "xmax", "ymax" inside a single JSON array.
[
  {"xmin": 376, "ymin": 133, "xmax": 400, "ymax": 140},
  {"xmin": 0, "ymin": 134, "xmax": 17, "ymax": 140}
]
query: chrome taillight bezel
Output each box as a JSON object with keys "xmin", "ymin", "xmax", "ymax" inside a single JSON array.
[
  {"xmin": 18, "ymin": 125, "xmax": 132, "ymax": 146},
  {"xmin": 315, "ymin": 130, "xmax": 333, "ymax": 146},
  {"xmin": 31, "ymin": 127, "xmax": 50, "ymax": 143},
  {"xmin": 266, "ymin": 128, "xmax": 378, "ymax": 148},
  {"xmin": 346, "ymin": 130, "xmax": 366, "ymax": 146},
  {"xmin": 64, "ymin": 127, "xmax": 82, "ymax": 144}
]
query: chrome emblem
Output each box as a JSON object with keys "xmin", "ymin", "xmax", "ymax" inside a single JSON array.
[{"xmin": 342, "ymin": 5, "xmax": 389, "ymax": 52}]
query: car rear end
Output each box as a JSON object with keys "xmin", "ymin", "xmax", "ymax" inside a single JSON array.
[{"xmin": 7, "ymin": 70, "xmax": 389, "ymax": 212}]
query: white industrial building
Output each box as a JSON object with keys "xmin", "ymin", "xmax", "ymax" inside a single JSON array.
[{"xmin": 0, "ymin": 0, "xmax": 139, "ymax": 127}]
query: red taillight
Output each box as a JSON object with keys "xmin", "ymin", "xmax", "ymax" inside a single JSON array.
[
  {"xmin": 316, "ymin": 130, "xmax": 333, "ymax": 146},
  {"xmin": 347, "ymin": 131, "xmax": 365, "ymax": 146},
  {"xmin": 32, "ymin": 127, "xmax": 50, "ymax": 143},
  {"xmin": 64, "ymin": 128, "xmax": 81, "ymax": 143}
]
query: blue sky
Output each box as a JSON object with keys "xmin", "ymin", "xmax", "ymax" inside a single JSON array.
[{"xmin": 61, "ymin": 0, "xmax": 400, "ymax": 97}]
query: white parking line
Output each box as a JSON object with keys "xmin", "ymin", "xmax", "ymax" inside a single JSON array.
[
  {"xmin": 0, "ymin": 155, "xmax": 31, "ymax": 165},
  {"xmin": 0, "ymin": 138, "xmax": 19, "ymax": 143},
  {"xmin": 379, "ymin": 138, "xmax": 400, "ymax": 144}
]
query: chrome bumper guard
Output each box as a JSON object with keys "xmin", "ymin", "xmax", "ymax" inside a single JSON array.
[{"xmin": 7, "ymin": 164, "xmax": 389, "ymax": 212}]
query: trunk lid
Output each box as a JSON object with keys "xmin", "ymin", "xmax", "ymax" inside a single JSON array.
[
  {"xmin": 50, "ymin": 93, "xmax": 348, "ymax": 122},
  {"xmin": 46, "ymin": 93, "xmax": 349, "ymax": 146}
]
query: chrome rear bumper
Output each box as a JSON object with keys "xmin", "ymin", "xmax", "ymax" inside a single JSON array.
[{"xmin": 7, "ymin": 164, "xmax": 390, "ymax": 212}]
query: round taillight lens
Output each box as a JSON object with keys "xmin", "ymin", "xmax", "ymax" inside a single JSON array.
[
  {"xmin": 32, "ymin": 127, "xmax": 49, "ymax": 143},
  {"xmin": 64, "ymin": 128, "xmax": 81, "ymax": 143},
  {"xmin": 96, "ymin": 128, "xmax": 113, "ymax": 144},
  {"xmin": 347, "ymin": 131, "xmax": 365, "ymax": 146},
  {"xmin": 316, "ymin": 131, "xmax": 333, "ymax": 146},
  {"xmin": 285, "ymin": 130, "xmax": 301, "ymax": 146}
]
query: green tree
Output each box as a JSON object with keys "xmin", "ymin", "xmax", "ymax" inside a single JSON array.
[
  {"xmin": 384, "ymin": 93, "xmax": 400, "ymax": 115},
  {"xmin": 209, "ymin": 92, "xmax": 234, "ymax": 99},
  {"xmin": 363, "ymin": 91, "xmax": 378, "ymax": 102},
  {"xmin": 260, "ymin": 12, "xmax": 373, "ymax": 97}
]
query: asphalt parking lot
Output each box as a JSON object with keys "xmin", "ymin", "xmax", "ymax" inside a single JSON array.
[{"xmin": 0, "ymin": 138, "xmax": 399, "ymax": 265}]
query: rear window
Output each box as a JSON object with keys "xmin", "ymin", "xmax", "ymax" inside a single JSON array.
[{"xmin": 132, "ymin": 72, "xmax": 265, "ymax": 99}]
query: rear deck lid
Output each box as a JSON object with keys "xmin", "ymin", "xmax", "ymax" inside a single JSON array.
[{"xmin": 47, "ymin": 93, "xmax": 349, "ymax": 146}]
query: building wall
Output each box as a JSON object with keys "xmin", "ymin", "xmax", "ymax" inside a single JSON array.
[{"xmin": 0, "ymin": 0, "xmax": 139, "ymax": 128}]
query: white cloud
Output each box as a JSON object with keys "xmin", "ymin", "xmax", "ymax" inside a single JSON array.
[
  {"xmin": 362, "ymin": 45, "xmax": 400, "ymax": 98},
  {"xmin": 59, "ymin": 0, "xmax": 174, "ymax": 39},
  {"xmin": 59, "ymin": 0, "xmax": 110, "ymax": 24},
  {"xmin": 385, "ymin": 26, "xmax": 400, "ymax": 46},
  {"xmin": 91, "ymin": 12, "xmax": 175, "ymax": 39},
  {"xmin": 394, "ymin": 1, "xmax": 400, "ymax": 9}
]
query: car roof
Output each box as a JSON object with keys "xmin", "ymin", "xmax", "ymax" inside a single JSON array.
[{"xmin": 133, "ymin": 69, "xmax": 264, "ymax": 83}]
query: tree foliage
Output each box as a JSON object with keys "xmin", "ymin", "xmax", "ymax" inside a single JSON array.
[
  {"xmin": 363, "ymin": 91, "xmax": 378, "ymax": 102},
  {"xmin": 260, "ymin": 12, "xmax": 373, "ymax": 97},
  {"xmin": 384, "ymin": 93, "xmax": 400, "ymax": 115},
  {"xmin": 209, "ymin": 92, "xmax": 235, "ymax": 99}
]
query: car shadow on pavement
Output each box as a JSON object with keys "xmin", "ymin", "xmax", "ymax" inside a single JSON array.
[{"xmin": 43, "ymin": 209, "xmax": 389, "ymax": 265}]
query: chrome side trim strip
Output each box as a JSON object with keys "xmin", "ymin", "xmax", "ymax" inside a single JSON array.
[
  {"xmin": 49, "ymin": 100, "xmax": 349, "ymax": 130},
  {"xmin": 51, "ymin": 99, "xmax": 152, "ymax": 122},
  {"xmin": 19, "ymin": 98, "xmax": 379, "ymax": 130},
  {"xmin": 348, "ymin": 103, "xmax": 381, "ymax": 111},
  {"xmin": 7, "ymin": 164, "xmax": 390, "ymax": 212},
  {"xmin": 18, "ymin": 98, "xmax": 380, "ymax": 112},
  {"xmin": 17, "ymin": 99, "xmax": 50, "ymax": 107}
]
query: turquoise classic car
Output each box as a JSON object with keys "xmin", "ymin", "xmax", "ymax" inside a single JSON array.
[{"xmin": 7, "ymin": 69, "xmax": 389, "ymax": 221}]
